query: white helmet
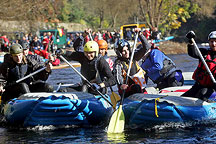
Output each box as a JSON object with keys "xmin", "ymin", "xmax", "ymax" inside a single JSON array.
[{"xmin": 208, "ymin": 31, "xmax": 216, "ymax": 40}]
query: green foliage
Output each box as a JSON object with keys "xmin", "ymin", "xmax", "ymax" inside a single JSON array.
[
  {"xmin": 57, "ymin": 0, "xmax": 71, "ymax": 22},
  {"xmin": 159, "ymin": 0, "xmax": 200, "ymax": 35}
]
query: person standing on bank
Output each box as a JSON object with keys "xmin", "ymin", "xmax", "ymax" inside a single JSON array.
[
  {"xmin": 58, "ymin": 41, "xmax": 116, "ymax": 95},
  {"xmin": 0, "ymin": 43, "xmax": 53, "ymax": 102},
  {"xmin": 113, "ymin": 28, "xmax": 149, "ymax": 98},
  {"xmin": 182, "ymin": 31, "xmax": 216, "ymax": 101}
]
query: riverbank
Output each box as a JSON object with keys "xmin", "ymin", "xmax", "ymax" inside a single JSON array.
[
  {"xmin": 156, "ymin": 41, "xmax": 187, "ymax": 54},
  {"xmin": 64, "ymin": 41, "xmax": 188, "ymax": 57},
  {"xmin": 107, "ymin": 41, "xmax": 188, "ymax": 56}
]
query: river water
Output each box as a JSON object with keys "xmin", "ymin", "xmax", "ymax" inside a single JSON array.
[{"xmin": 2, "ymin": 54, "xmax": 216, "ymax": 144}]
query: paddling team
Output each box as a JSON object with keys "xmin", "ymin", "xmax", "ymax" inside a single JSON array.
[{"xmin": 0, "ymin": 28, "xmax": 216, "ymax": 103}]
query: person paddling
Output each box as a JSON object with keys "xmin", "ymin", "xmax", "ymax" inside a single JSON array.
[
  {"xmin": 0, "ymin": 43, "xmax": 53, "ymax": 102},
  {"xmin": 57, "ymin": 41, "xmax": 116, "ymax": 95},
  {"xmin": 112, "ymin": 28, "xmax": 149, "ymax": 98},
  {"xmin": 182, "ymin": 31, "xmax": 216, "ymax": 101}
]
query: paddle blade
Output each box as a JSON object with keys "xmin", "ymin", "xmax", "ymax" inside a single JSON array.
[
  {"xmin": 110, "ymin": 92, "xmax": 121, "ymax": 109},
  {"xmin": 107, "ymin": 105, "xmax": 125, "ymax": 133}
]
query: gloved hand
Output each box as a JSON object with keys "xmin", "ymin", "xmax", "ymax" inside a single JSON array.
[
  {"xmin": 92, "ymin": 83, "xmax": 101, "ymax": 91},
  {"xmin": 186, "ymin": 30, "xmax": 195, "ymax": 40},
  {"xmin": 186, "ymin": 31, "xmax": 196, "ymax": 44},
  {"xmin": 55, "ymin": 49, "xmax": 65, "ymax": 55}
]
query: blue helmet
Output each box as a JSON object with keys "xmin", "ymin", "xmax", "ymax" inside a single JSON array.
[{"xmin": 114, "ymin": 39, "xmax": 131, "ymax": 57}]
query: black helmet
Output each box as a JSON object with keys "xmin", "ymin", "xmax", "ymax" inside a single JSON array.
[
  {"xmin": 114, "ymin": 39, "xmax": 131, "ymax": 57},
  {"xmin": 20, "ymin": 42, "xmax": 29, "ymax": 50},
  {"xmin": 10, "ymin": 43, "xmax": 23, "ymax": 54}
]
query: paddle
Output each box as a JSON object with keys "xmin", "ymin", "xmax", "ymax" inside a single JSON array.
[
  {"xmin": 107, "ymin": 32, "xmax": 139, "ymax": 133},
  {"xmin": 59, "ymin": 55, "xmax": 114, "ymax": 107},
  {"xmin": 109, "ymin": 86, "xmax": 121, "ymax": 109},
  {"xmin": 88, "ymin": 31, "xmax": 121, "ymax": 109},
  {"xmin": 0, "ymin": 67, "xmax": 46, "ymax": 104},
  {"xmin": 186, "ymin": 31, "xmax": 216, "ymax": 84},
  {"xmin": 16, "ymin": 67, "xmax": 46, "ymax": 83}
]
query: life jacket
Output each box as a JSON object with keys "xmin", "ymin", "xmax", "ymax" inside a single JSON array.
[
  {"xmin": 192, "ymin": 52, "xmax": 216, "ymax": 87},
  {"xmin": 141, "ymin": 48, "xmax": 176, "ymax": 83},
  {"xmin": 104, "ymin": 55, "xmax": 114, "ymax": 71},
  {"xmin": 120, "ymin": 60, "xmax": 146, "ymax": 89}
]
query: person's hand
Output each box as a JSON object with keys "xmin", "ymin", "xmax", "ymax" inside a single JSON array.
[
  {"xmin": 186, "ymin": 31, "xmax": 195, "ymax": 40},
  {"xmin": 45, "ymin": 62, "xmax": 53, "ymax": 72},
  {"xmin": 120, "ymin": 84, "xmax": 128, "ymax": 90},
  {"xmin": 186, "ymin": 31, "xmax": 195, "ymax": 44},
  {"xmin": 134, "ymin": 28, "xmax": 141, "ymax": 33},
  {"xmin": 92, "ymin": 83, "xmax": 101, "ymax": 91},
  {"xmin": 88, "ymin": 29, "xmax": 92, "ymax": 34},
  {"xmin": 0, "ymin": 85, "xmax": 5, "ymax": 93},
  {"xmin": 55, "ymin": 49, "xmax": 65, "ymax": 55},
  {"xmin": 49, "ymin": 54, "xmax": 55, "ymax": 62}
]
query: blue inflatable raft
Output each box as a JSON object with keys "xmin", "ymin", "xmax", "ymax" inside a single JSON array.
[
  {"xmin": 3, "ymin": 92, "xmax": 113, "ymax": 127},
  {"xmin": 123, "ymin": 91, "xmax": 216, "ymax": 128}
]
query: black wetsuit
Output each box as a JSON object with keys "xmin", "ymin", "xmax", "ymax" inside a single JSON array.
[{"xmin": 0, "ymin": 54, "xmax": 53, "ymax": 102}]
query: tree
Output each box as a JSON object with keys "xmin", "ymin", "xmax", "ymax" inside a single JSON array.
[{"xmin": 137, "ymin": 0, "xmax": 199, "ymax": 35}]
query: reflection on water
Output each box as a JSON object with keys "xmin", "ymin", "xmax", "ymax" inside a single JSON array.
[{"xmin": 107, "ymin": 133, "xmax": 128, "ymax": 143}]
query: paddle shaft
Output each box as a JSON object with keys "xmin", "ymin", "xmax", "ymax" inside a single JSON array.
[
  {"xmin": 107, "ymin": 32, "xmax": 139, "ymax": 133},
  {"xmin": 192, "ymin": 38, "xmax": 216, "ymax": 84},
  {"xmin": 120, "ymin": 32, "xmax": 139, "ymax": 104},
  {"xmin": 59, "ymin": 55, "xmax": 113, "ymax": 107},
  {"xmin": 89, "ymin": 33, "xmax": 93, "ymax": 41},
  {"xmin": 16, "ymin": 67, "xmax": 46, "ymax": 83}
]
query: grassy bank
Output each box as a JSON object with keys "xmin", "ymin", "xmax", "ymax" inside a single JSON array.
[{"xmin": 159, "ymin": 41, "xmax": 187, "ymax": 54}]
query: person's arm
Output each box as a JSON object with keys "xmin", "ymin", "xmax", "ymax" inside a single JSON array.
[
  {"xmin": 0, "ymin": 64, "xmax": 6, "ymax": 93},
  {"xmin": 188, "ymin": 44, "xmax": 208, "ymax": 59},
  {"xmin": 134, "ymin": 32, "xmax": 151, "ymax": 61},
  {"xmin": 27, "ymin": 55, "xmax": 51, "ymax": 81},
  {"xmin": 145, "ymin": 50, "xmax": 164, "ymax": 74},
  {"xmin": 66, "ymin": 51, "xmax": 85, "ymax": 63},
  {"xmin": 112, "ymin": 62, "xmax": 124, "ymax": 86},
  {"xmin": 73, "ymin": 36, "xmax": 84, "ymax": 52},
  {"xmin": 98, "ymin": 58, "xmax": 116, "ymax": 88}
]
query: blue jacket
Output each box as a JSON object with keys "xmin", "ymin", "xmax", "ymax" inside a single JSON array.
[{"xmin": 141, "ymin": 49, "xmax": 176, "ymax": 82}]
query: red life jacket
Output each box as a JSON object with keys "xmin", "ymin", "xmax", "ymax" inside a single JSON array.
[{"xmin": 192, "ymin": 52, "xmax": 216, "ymax": 87}]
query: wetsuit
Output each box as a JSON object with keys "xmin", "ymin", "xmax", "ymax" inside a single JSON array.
[
  {"xmin": 64, "ymin": 52, "xmax": 116, "ymax": 95},
  {"xmin": 0, "ymin": 54, "xmax": 53, "ymax": 102},
  {"xmin": 113, "ymin": 34, "xmax": 150, "ymax": 98}
]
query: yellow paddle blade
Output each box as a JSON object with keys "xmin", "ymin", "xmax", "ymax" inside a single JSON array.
[
  {"xmin": 110, "ymin": 92, "xmax": 121, "ymax": 109},
  {"xmin": 107, "ymin": 105, "xmax": 125, "ymax": 133}
]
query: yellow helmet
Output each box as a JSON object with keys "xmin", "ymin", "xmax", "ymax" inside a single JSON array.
[{"xmin": 84, "ymin": 41, "xmax": 99, "ymax": 56}]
